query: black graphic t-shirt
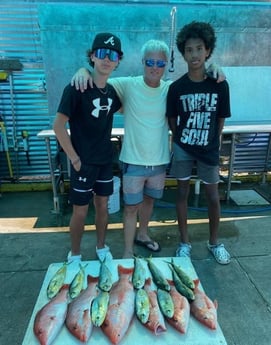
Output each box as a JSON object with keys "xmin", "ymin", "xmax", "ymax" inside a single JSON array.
[
  {"xmin": 57, "ymin": 83, "xmax": 121, "ymax": 165},
  {"xmin": 166, "ymin": 73, "xmax": 231, "ymax": 165}
]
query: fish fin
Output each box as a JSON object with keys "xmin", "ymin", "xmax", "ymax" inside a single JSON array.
[{"xmin": 214, "ymin": 299, "xmax": 218, "ymax": 309}]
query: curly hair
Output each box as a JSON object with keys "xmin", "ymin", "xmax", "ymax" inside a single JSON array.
[{"xmin": 176, "ymin": 21, "xmax": 216, "ymax": 61}]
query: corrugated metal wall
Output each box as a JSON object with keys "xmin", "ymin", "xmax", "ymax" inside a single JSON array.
[
  {"xmin": 0, "ymin": 1, "xmax": 52, "ymax": 181},
  {"xmin": 0, "ymin": 0, "xmax": 270, "ymax": 184}
]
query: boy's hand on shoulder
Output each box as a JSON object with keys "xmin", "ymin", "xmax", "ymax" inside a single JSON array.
[
  {"xmin": 71, "ymin": 68, "xmax": 92, "ymax": 93},
  {"xmin": 206, "ymin": 63, "xmax": 226, "ymax": 83}
]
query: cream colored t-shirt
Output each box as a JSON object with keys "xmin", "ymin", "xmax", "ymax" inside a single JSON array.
[{"xmin": 109, "ymin": 76, "xmax": 171, "ymax": 166}]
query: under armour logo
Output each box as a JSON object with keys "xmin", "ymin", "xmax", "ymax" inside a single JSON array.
[
  {"xmin": 78, "ymin": 176, "xmax": 87, "ymax": 182},
  {"xmin": 104, "ymin": 36, "xmax": 115, "ymax": 47},
  {"xmin": 92, "ymin": 98, "xmax": 113, "ymax": 118}
]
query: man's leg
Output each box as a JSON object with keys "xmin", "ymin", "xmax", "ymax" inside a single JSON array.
[
  {"xmin": 93, "ymin": 194, "xmax": 109, "ymax": 249},
  {"xmin": 137, "ymin": 194, "xmax": 154, "ymax": 239},
  {"xmin": 123, "ymin": 204, "xmax": 139, "ymax": 258},
  {"xmin": 69, "ymin": 204, "xmax": 89, "ymax": 255},
  {"xmin": 176, "ymin": 179, "xmax": 190, "ymax": 244},
  {"xmin": 204, "ymin": 183, "xmax": 220, "ymax": 245}
]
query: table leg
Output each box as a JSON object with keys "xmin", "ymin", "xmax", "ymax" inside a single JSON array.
[
  {"xmin": 44, "ymin": 137, "xmax": 59, "ymax": 213},
  {"xmin": 226, "ymin": 133, "xmax": 236, "ymax": 202}
]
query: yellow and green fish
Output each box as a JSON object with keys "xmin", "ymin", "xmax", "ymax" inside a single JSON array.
[
  {"xmin": 132, "ymin": 257, "xmax": 146, "ymax": 289},
  {"xmin": 157, "ymin": 288, "xmax": 174, "ymax": 318},
  {"xmin": 146, "ymin": 257, "xmax": 170, "ymax": 292},
  {"xmin": 47, "ymin": 262, "xmax": 68, "ymax": 299},
  {"xmin": 135, "ymin": 288, "xmax": 150, "ymax": 324},
  {"xmin": 167, "ymin": 258, "xmax": 195, "ymax": 290},
  {"xmin": 69, "ymin": 263, "xmax": 88, "ymax": 299},
  {"xmin": 98, "ymin": 258, "xmax": 113, "ymax": 292},
  {"xmin": 170, "ymin": 265, "xmax": 195, "ymax": 301},
  {"xmin": 91, "ymin": 290, "xmax": 110, "ymax": 327}
]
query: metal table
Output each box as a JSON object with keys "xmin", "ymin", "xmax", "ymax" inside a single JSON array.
[{"xmin": 38, "ymin": 124, "xmax": 271, "ymax": 211}]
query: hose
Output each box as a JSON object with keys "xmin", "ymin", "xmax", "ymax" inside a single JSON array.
[
  {"xmin": 168, "ymin": 6, "xmax": 177, "ymax": 73},
  {"xmin": 155, "ymin": 200, "xmax": 271, "ymax": 214}
]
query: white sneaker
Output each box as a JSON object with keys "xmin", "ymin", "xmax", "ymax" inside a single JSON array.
[
  {"xmin": 67, "ymin": 251, "xmax": 82, "ymax": 263},
  {"xmin": 176, "ymin": 243, "xmax": 192, "ymax": 258},
  {"xmin": 96, "ymin": 245, "xmax": 113, "ymax": 262}
]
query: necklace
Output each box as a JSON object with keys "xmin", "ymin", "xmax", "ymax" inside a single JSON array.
[{"xmin": 97, "ymin": 85, "xmax": 108, "ymax": 95}]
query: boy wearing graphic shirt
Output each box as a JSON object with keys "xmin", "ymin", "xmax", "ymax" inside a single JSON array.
[
  {"xmin": 166, "ymin": 21, "xmax": 231, "ymax": 264},
  {"xmin": 53, "ymin": 33, "xmax": 122, "ymax": 262}
]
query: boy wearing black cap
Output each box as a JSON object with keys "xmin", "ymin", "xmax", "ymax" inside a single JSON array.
[{"xmin": 53, "ymin": 33, "xmax": 123, "ymax": 262}]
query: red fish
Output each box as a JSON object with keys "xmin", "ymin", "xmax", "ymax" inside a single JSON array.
[
  {"xmin": 166, "ymin": 280, "xmax": 190, "ymax": 334},
  {"xmin": 190, "ymin": 279, "xmax": 218, "ymax": 330},
  {"xmin": 65, "ymin": 275, "xmax": 99, "ymax": 343},
  {"xmin": 101, "ymin": 265, "xmax": 135, "ymax": 345},
  {"xmin": 143, "ymin": 277, "xmax": 167, "ymax": 335},
  {"xmin": 33, "ymin": 284, "xmax": 69, "ymax": 345}
]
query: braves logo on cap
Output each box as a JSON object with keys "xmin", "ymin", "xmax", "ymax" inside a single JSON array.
[{"xmin": 104, "ymin": 36, "xmax": 116, "ymax": 47}]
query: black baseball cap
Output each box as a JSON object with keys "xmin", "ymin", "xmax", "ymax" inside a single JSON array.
[{"xmin": 91, "ymin": 33, "xmax": 123, "ymax": 56}]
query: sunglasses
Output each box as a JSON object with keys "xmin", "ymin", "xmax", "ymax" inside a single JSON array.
[
  {"xmin": 94, "ymin": 48, "xmax": 120, "ymax": 62},
  {"xmin": 144, "ymin": 59, "xmax": 167, "ymax": 68}
]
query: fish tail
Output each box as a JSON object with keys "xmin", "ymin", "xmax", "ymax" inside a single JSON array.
[
  {"xmin": 145, "ymin": 277, "xmax": 152, "ymax": 286},
  {"xmin": 167, "ymin": 279, "xmax": 174, "ymax": 286},
  {"xmin": 118, "ymin": 265, "xmax": 134, "ymax": 275},
  {"xmin": 87, "ymin": 274, "xmax": 99, "ymax": 284},
  {"xmin": 193, "ymin": 278, "xmax": 200, "ymax": 288}
]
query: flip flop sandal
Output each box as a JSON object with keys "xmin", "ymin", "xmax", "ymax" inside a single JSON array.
[{"xmin": 134, "ymin": 239, "xmax": 161, "ymax": 252}]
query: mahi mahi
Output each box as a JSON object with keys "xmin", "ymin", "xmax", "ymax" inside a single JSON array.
[
  {"xmin": 47, "ymin": 262, "xmax": 68, "ymax": 299},
  {"xmin": 145, "ymin": 257, "xmax": 170, "ymax": 291},
  {"xmin": 91, "ymin": 290, "xmax": 110, "ymax": 327},
  {"xmin": 132, "ymin": 256, "xmax": 146, "ymax": 289},
  {"xmin": 69, "ymin": 263, "xmax": 88, "ymax": 299},
  {"xmin": 135, "ymin": 288, "xmax": 150, "ymax": 324},
  {"xmin": 98, "ymin": 257, "xmax": 113, "ymax": 292}
]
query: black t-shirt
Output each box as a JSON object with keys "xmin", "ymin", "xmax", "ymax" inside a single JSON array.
[
  {"xmin": 57, "ymin": 83, "xmax": 121, "ymax": 165},
  {"xmin": 166, "ymin": 73, "xmax": 231, "ymax": 165}
]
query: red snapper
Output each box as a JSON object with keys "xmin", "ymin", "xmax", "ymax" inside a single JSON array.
[{"xmin": 33, "ymin": 284, "xmax": 69, "ymax": 345}]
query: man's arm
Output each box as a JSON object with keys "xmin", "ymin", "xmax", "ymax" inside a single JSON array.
[
  {"xmin": 71, "ymin": 68, "xmax": 92, "ymax": 92},
  {"xmin": 167, "ymin": 117, "xmax": 177, "ymax": 137},
  {"xmin": 218, "ymin": 117, "xmax": 226, "ymax": 149},
  {"xmin": 53, "ymin": 113, "xmax": 81, "ymax": 171},
  {"xmin": 206, "ymin": 63, "xmax": 226, "ymax": 83}
]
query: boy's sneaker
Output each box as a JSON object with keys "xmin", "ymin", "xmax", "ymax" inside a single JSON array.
[
  {"xmin": 176, "ymin": 242, "xmax": 192, "ymax": 258},
  {"xmin": 96, "ymin": 245, "xmax": 113, "ymax": 262},
  {"xmin": 207, "ymin": 242, "xmax": 231, "ymax": 265},
  {"xmin": 67, "ymin": 251, "xmax": 82, "ymax": 263}
]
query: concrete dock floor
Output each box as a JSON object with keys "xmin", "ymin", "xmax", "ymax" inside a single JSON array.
[{"xmin": 0, "ymin": 181, "xmax": 271, "ymax": 345}]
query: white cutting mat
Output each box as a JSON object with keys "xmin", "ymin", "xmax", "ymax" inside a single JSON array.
[
  {"xmin": 22, "ymin": 257, "xmax": 227, "ymax": 345},
  {"xmin": 230, "ymin": 189, "xmax": 270, "ymax": 206}
]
